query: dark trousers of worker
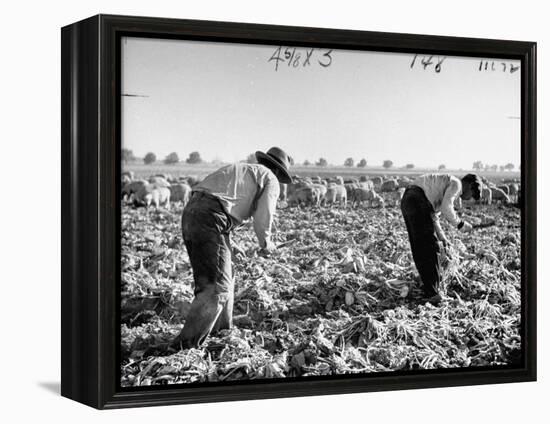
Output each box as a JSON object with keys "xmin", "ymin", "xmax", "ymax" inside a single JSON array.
[
  {"xmin": 400, "ymin": 186, "xmax": 441, "ymax": 297},
  {"xmin": 176, "ymin": 192, "xmax": 234, "ymax": 348}
]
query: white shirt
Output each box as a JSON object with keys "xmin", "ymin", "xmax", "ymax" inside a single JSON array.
[
  {"xmin": 412, "ymin": 174, "xmax": 462, "ymax": 226},
  {"xmin": 194, "ymin": 163, "xmax": 280, "ymax": 247}
]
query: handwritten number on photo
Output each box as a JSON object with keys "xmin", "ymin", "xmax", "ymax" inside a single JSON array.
[
  {"xmin": 269, "ymin": 46, "xmax": 333, "ymax": 71},
  {"xmin": 318, "ymin": 50, "xmax": 333, "ymax": 67},
  {"xmin": 421, "ymin": 56, "xmax": 434, "ymax": 69},
  {"xmin": 411, "ymin": 55, "xmax": 445, "ymax": 73},
  {"xmin": 479, "ymin": 60, "xmax": 520, "ymax": 74},
  {"xmin": 435, "ymin": 57, "xmax": 445, "ymax": 73},
  {"xmin": 269, "ymin": 46, "xmax": 284, "ymax": 71}
]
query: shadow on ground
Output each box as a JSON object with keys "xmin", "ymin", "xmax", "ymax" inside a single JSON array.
[{"xmin": 37, "ymin": 381, "xmax": 60, "ymax": 395}]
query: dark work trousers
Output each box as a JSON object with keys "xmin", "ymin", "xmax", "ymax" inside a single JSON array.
[
  {"xmin": 175, "ymin": 191, "xmax": 235, "ymax": 348},
  {"xmin": 400, "ymin": 186, "xmax": 441, "ymax": 297}
]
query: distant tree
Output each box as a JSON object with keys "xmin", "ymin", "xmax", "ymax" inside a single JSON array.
[
  {"xmin": 164, "ymin": 152, "xmax": 179, "ymax": 165},
  {"xmin": 438, "ymin": 164, "xmax": 446, "ymax": 170},
  {"xmin": 143, "ymin": 152, "xmax": 156, "ymax": 165},
  {"xmin": 504, "ymin": 162, "xmax": 515, "ymax": 171},
  {"xmin": 122, "ymin": 148, "xmax": 135, "ymax": 164},
  {"xmin": 499, "ymin": 165, "xmax": 505, "ymax": 172},
  {"xmin": 303, "ymin": 160, "xmax": 311, "ymax": 166},
  {"xmin": 490, "ymin": 164, "xmax": 498, "ymax": 172},
  {"xmin": 186, "ymin": 151, "xmax": 202, "ymax": 164},
  {"xmin": 246, "ymin": 153, "xmax": 256, "ymax": 163},
  {"xmin": 405, "ymin": 163, "xmax": 415, "ymax": 169},
  {"xmin": 344, "ymin": 157, "xmax": 354, "ymax": 167},
  {"xmin": 357, "ymin": 158, "xmax": 367, "ymax": 168},
  {"xmin": 316, "ymin": 158, "xmax": 328, "ymax": 167},
  {"xmin": 484, "ymin": 164, "xmax": 491, "ymax": 172},
  {"xmin": 382, "ymin": 160, "xmax": 393, "ymax": 169},
  {"xmin": 472, "ymin": 161, "xmax": 484, "ymax": 171}
]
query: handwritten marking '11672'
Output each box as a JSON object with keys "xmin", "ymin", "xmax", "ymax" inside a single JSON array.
[
  {"xmin": 268, "ymin": 46, "xmax": 333, "ymax": 71},
  {"xmin": 478, "ymin": 60, "xmax": 519, "ymax": 73}
]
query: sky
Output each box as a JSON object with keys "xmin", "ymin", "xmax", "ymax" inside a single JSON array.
[{"xmin": 121, "ymin": 37, "xmax": 521, "ymax": 170}]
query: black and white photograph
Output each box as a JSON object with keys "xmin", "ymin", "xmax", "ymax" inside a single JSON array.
[{"xmin": 119, "ymin": 36, "xmax": 522, "ymax": 387}]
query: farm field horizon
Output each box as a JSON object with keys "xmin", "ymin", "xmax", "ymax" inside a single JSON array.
[{"xmin": 124, "ymin": 162, "xmax": 520, "ymax": 182}]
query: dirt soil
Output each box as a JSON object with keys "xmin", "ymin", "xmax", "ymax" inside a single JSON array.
[{"xmin": 120, "ymin": 198, "xmax": 521, "ymax": 386}]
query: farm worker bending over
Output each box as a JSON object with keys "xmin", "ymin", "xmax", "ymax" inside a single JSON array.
[
  {"xmin": 400, "ymin": 173, "xmax": 481, "ymax": 305},
  {"xmin": 173, "ymin": 147, "xmax": 292, "ymax": 349}
]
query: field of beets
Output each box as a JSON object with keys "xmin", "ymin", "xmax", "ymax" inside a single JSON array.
[{"xmin": 120, "ymin": 197, "xmax": 521, "ymax": 386}]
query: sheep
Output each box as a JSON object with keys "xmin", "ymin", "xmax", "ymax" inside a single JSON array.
[
  {"xmin": 169, "ymin": 183, "xmax": 192, "ymax": 206},
  {"xmin": 134, "ymin": 184, "xmax": 171, "ymax": 208},
  {"xmin": 353, "ymin": 187, "xmax": 385, "ymax": 208},
  {"xmin": 325, "ymin": 184, "xmax": 347, "ymax": 206},
  {"xmin": 380, "ymin": 179, "xmax": 399, "ymax": 192}
]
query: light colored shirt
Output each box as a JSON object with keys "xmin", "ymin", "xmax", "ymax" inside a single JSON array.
[
  {"xmin": 194, "ymin": 163, "xmax": 280, "ymax": 247},
  {"xmin": 412, "ymin": 174, "xmax": 462, "ymax": 226}
]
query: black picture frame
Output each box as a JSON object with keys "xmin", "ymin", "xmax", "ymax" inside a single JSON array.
[{"xmin": 61, "ymin": 14, "xmax": 537, "ymax": 409}]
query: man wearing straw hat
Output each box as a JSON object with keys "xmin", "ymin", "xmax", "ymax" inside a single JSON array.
[
  {"xmin": 173, "ymin": 147, "xmax": 292, "ymax": 349},
  {"xmin": 400, "ymin": 173, "xmax": 482, "ymax": 305}
]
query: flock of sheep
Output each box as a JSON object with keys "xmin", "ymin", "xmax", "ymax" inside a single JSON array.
[
  {"xmin": 478, "ymin": 177, "xmax": 520, "ymax": 204},
  {"xmin": 121, "ymin": 171, "xmax": 520, "ymax": 210},
  {"xmin": 284, "ymin": 174, "xmax": 520, "ymax": 208},
  {"xmin": 285, "ymin": 175, "xmax": 402, "ymax": 208},
  {"xmin": 121, "ymin": 172, "xmax": 193, "ymax": 209}
]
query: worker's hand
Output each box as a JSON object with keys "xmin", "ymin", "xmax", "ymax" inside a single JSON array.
[
  {"xmin": 459, "ymin": 221, "xmax": 473, "ymax": 233},
  {"xmin": 259, "ymin": 240, "xmax": 276, "ymax": 256}
]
